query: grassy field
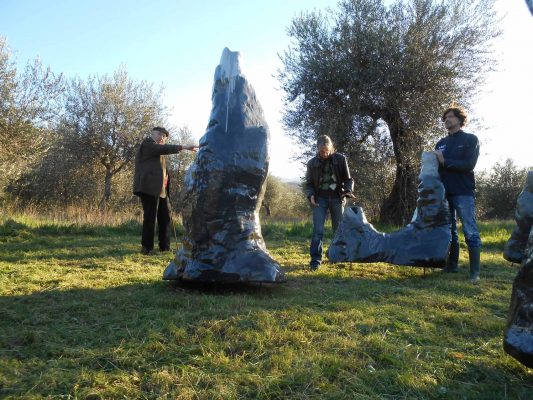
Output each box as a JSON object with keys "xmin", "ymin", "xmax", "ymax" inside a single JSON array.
[{"xmin": 0, "ymin": 215, "xmax": 532, "ymax": 399}]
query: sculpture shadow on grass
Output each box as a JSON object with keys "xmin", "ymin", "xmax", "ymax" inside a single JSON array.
[{"xmin": 2, "ymin": 279, "xmax": 531, "ymax": 398}]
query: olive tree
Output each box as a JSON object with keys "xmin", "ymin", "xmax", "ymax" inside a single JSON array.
[
  {"xmin": 62, "ymin": 68, "xmax": 167, "ymax": 207},
  {"xmin": 0, "ymin": 37, "xmax": 64, "ymax": 195},
  {"xmin": 279, "ymin": 0, "xmax": 501, "ymax": 224}
]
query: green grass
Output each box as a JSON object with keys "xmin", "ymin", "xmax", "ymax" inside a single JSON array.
[{"xmin": 0, "ymin": 216, "xmax": 532, "ymax": 399}]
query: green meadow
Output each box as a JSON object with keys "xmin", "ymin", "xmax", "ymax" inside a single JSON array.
[{"xmin": 0, "ymin": 216, "xmax": 532, "ymax": 399}]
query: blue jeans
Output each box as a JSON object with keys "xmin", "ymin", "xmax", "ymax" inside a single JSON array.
[
  {"xmin": 310, "ymin": 195, "xmax": 344, "ymax": 266},
  {"xmin": 448, "ymin": 195, "xmax": 481, "ymax": 248}
]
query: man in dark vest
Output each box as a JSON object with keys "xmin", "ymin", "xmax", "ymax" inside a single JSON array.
[
  {"xmin": 435, "ymin": 107, "xmax": 482, "ymax": 284},
  {"xmin": 305, "ymin": 135, "xmax": 354, "ymax": 270},
  {"xmin": 133, "ymin": 127, "xmax": 198, "ymax": 255}
]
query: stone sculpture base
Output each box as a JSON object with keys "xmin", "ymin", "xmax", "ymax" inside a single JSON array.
[{"xmin": 164, "ymin": 249, "xmax": 284, "ymax": 283}]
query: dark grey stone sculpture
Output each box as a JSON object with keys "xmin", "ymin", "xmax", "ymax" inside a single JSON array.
[
  {"xmin": 504, "ymin": 170, "xmax": 533, "ymax": 263},
  {"xmin": 163, "ymin": 48, "xmax": 285, "ymax": 283},
  {"xmin": 503, "ymin": 170, "xmax": 533, "ymax": 368},
  {"xmin": 504, "ymin": 227, "xmax": 533, "ymax": 368},
  {"xmin": 327, "ymin": 152, "xmax": 451, "ymax": 267}
]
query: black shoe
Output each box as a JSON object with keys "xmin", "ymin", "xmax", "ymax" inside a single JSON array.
[
  {"xmin": 159, "ymin": 247, "xmax": 172, "ymax": 253},
  {"xmin": 141, "ymin": 247, "xmax": 153, "ymax": 255},
  {"xmin": 309, "ymin": 262, "xmax": 320, "ymax": 271}
]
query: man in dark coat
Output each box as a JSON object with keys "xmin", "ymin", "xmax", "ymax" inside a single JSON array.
[
  {"xmin": 133, "ymin": 127, "xmax": 198, "ymax": 255},
  {"xmin": 305, "ymin": 135, "xmax": 354, "ymax": 270},
  {"xmin": 435, "ymin": 107, "xmax": 482, "ymax": 284}
]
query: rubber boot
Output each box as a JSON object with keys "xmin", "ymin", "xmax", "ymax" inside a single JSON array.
[
  {"xmin": 444, "ymin": 241, "xmax": 459, "ymax": 272},
  {"xmin": 468, "ymin": 247, "xmax": 481, "ymax": 284}
]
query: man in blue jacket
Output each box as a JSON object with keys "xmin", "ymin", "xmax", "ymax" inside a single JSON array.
[
  {"xmin": 435, "ymin": 107, "xmax": 481, "ymax": 284},
  {"xmin": 305, "ymin": 135, "xmax": 354, "ymax": 270}
]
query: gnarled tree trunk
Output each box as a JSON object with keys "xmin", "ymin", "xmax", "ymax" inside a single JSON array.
[
  {"xmin": 379, "ymin": 111, "xmax": 419, "ymax": 226},
  {"xmin": 99, "ymin": 167, "xmax": 113, "ymax": 209}
]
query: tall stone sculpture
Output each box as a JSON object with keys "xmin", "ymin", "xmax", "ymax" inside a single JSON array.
[
  {"xmin": 163, "ymin": 48, "xmax": 285, "ymax": 283},
  {"xmin": 503, "ymin": 170, "xmax": 533, "ymax": 368},
  {"xmin": 503, "ymin": 171, "xmax": 533, "ymax": 263},
  {"xmin": 327, "ymin": 152, "xmax": 451, "ymax": 267}
]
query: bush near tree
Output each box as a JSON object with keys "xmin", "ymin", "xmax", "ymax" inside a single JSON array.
[
  {"xmin": 476, "ymin": 159, "xmax": 530, "ymax": 220},
  {"xmin": 261, "ymin": 175, "xmax": 309, "ymax": 220}
]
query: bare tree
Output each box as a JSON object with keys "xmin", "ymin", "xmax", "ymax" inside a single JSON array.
[
  {"xmin": 62, "ymin": 68, "xmax": 167, "ymax": 207},
  {"xmin": 279, "ymin": 0, "xmax": 501, "ymax": 225}
]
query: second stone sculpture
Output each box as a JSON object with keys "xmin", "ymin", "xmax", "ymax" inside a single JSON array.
[{"xmin": 327, "ymin": 152, "xmax": 451, "ymax": 267}]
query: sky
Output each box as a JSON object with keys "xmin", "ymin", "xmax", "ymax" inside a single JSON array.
[{"xmin": 1, "ymin": 0, "xmax": 531, "ymax": 180}]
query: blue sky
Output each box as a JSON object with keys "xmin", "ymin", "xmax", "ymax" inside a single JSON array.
[{"xmin": 1, "ymin": 0, "xmax": 531, "ymax": 179}]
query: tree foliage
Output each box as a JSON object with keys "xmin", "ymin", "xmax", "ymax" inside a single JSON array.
[
  {"xmin": 2, "ymin": 51, "xmax": 191, "ymax": 210},
  {"xmin": 62, "ymin": 68, "xmax": 167, "ymax": 207},
  {"xmin": 0, "ymin": 38, "xmax": 64, "ymax": 192},
  {"xmin": 279, "ymin": 0, "xmax": 501, "ymax": 224}
]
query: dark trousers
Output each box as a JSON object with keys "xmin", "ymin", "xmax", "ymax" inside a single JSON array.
[{"xmin": 139, "ymin": 193, "xmax": 171, "ymax": 251}]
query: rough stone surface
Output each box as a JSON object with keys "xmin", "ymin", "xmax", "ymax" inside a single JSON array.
[
  {"xmin": 504, "ymin": 227, "xmax": 533, "ymax": 368},
  {"xmin": 163, "ymin": 48, "xmax": 285, "ymax": 283},
  {"xmin": 503, "ymin": 170, "xmax": 533, "ymax": 368},
  {"xmin": 327, "ymin": 152, "xmax": 451, "ymax": 267},
  {"xmin": 504, "ymin": 170, "xmax": 533, "ymax": 263}
]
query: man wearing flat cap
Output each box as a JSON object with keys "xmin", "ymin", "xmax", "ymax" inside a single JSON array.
[{"xmin": 133, "ymin": 126, "xmax": 197, "ymax": 255}]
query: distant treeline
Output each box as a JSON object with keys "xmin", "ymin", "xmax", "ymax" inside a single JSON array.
[{"xmin": 1, "ymin": 28, "xmax": 529, "ymax": 222}]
